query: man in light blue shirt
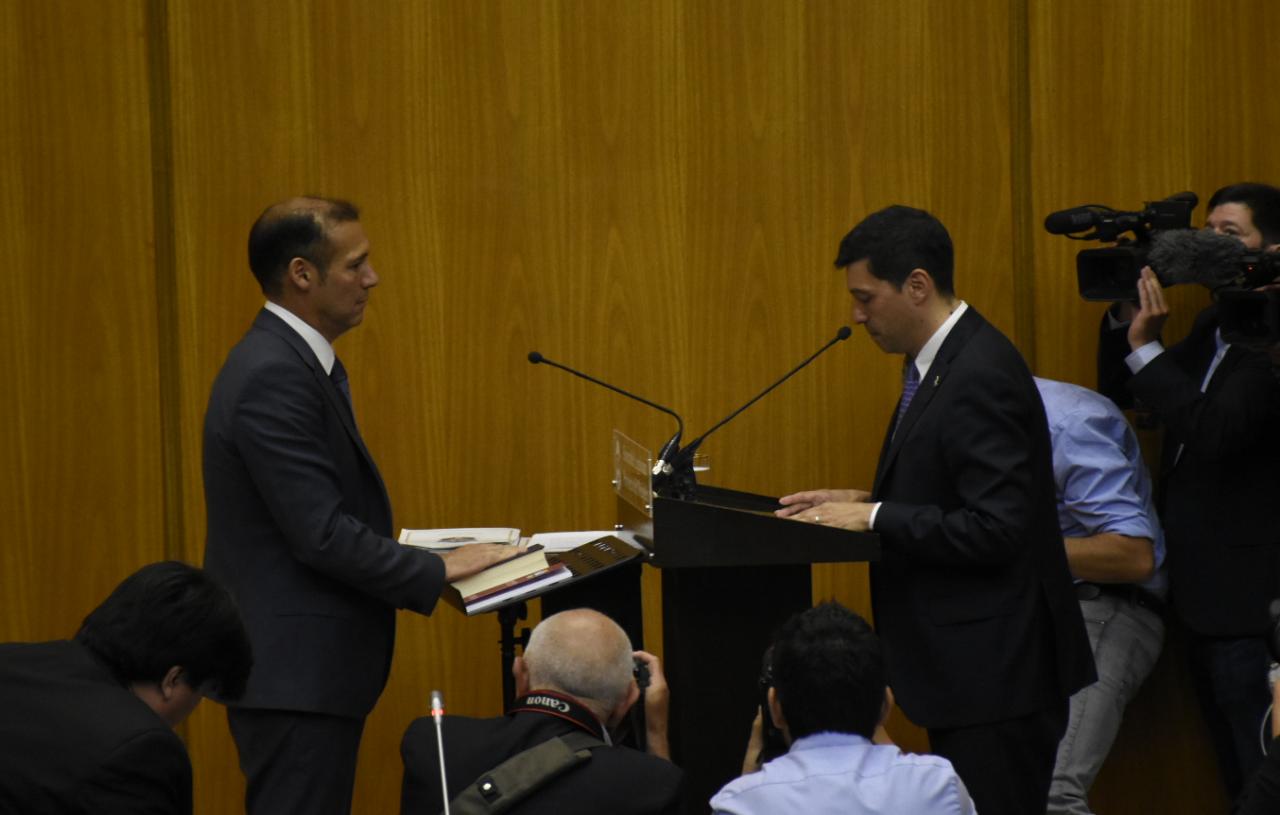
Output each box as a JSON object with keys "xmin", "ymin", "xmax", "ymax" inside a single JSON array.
[
  {"xmin": 1034, "ymin": 377, "xmax": 1165, "ymax": 815},
  {"xmin": 711, "ymin": 603, "xmax": 975, "ymax": 815}
]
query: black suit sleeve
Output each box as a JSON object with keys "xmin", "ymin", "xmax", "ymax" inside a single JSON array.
[
  {"xmin": 77, "ymin": 730, "xmax": 191, "ymax": 815},
  {"xmin": 234, "ymin": 353, "xmax": 445, "ymax": 613}
]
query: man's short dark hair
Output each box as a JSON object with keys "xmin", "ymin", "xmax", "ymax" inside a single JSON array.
[
  {"xmin": 1207, "ymin": 182, "xmax": 1280, "ymax": 245},
  {"xmin": 75, "ymin": 561, "xmax": 253, "ymax": 700},
  {"xmin": 834, "ymin": 205, "xmax": 955, "ymax": 295},
  {"xmin": 769, "ymin": 602, "xmax": 884, "ymax": 740},
  {"xmin": 247, "ymin": 196, "xmax": 360, "ymax": 296}
]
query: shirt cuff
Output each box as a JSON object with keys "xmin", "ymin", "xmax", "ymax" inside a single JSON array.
[
  {"xmin": 1125, "ymin": 341, "xmax": 1164, "ymax": 374},
  {"xmin": 868, "ymin": 502, "xmax": 883, "ymax": 530}
]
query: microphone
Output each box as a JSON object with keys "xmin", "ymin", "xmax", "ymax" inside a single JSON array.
[
  {"xmin": 431, "ymin": 690, "xmax": 451, "ymax": 815},
  {"xmin": 663, "ymin": 326, "xmax": 853, "ymax": 499},
  {"xmin": 528, "ymin": 351, "xmax": 685, "ymax": 477},
  {"xmin": 1044, "ymin": 205, "xmax": 1114, "ymax": 235},
  {"xmin": 1148, "ymin": 228, "xmax": 1247, "ymax": 288}
]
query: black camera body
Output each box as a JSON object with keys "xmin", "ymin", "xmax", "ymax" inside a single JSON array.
[{"xmin": 1044, "ymin": 194, "xmax": 1197, "ymax": 302}]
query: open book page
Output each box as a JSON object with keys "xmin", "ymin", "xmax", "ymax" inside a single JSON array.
[{"xmin": 398, "ymin": 527, "xmax": 521, "ymax": 551}]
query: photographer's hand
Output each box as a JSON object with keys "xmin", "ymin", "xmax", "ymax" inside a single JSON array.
[
  {"xmin": 741, "ymin": 710, "xmax": 766, "ymax": 775},
  {"xmin": 1128, "ymin": 266, "xmax": 1170, "ymax": 351},
  {"xmin": 634, "ymin": 650, "xmax": 671, "ymax": 759}
]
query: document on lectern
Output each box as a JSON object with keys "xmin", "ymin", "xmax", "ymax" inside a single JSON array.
[{"xmin": 398, "ymin": 527, "xmax": 521, "ymax": 551}]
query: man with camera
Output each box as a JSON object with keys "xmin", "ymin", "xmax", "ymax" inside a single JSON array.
[
  {"xmin": 399, "ymin": 608, "xmax": 681, "ymax": 815},
  {"xmin": 1098, "ymin": 182, "xmax": 1280, "ymax": 801},
  {"xmin": 712, "ymin": 603, "xmax": 974, "ymax": 815}
]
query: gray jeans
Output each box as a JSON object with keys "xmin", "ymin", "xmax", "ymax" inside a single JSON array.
[{"xmin": 1046, "ymin": 593, "xmax": 1165, "ymax": 815}]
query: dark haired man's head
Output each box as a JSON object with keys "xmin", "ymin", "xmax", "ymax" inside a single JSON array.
[
  {"xmin": 767, "ymin": 602, "xmax": 886, "ymax": 741},
  {"xmin": 1206, "ymin": 182, "xmax": 1280, "ymax": 250},
  {"xmin": 836, "ymin": 206, "xmax": 958, "ymax": 357},
  {"xmin": 835, "ymin": 205, "xmax": 955, "ymax": 295},
  {"xmin": 248, "ymin": 196, "xmax": 361, "ymax": 296},
  {"xmin": 75, "ymin": 561, "xmax": 252, "ymax": 726}
]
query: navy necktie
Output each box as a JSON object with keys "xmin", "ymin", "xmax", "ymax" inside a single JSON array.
[
  {"xmin": 894, "ymin": 359, "xmax": 920, "ymax": 434},
  {"xmin": 331, "ymin": 357, "xmax": 354, "ymax": 417}
]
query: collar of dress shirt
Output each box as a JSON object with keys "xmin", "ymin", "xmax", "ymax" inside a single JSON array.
[
  {"xmin": 911, "ymin": 301, "xmax": 968, "ymax": 380},
  {"xmin": 264, "ymin": 300, "xmax": 336, "ymax": 375}
]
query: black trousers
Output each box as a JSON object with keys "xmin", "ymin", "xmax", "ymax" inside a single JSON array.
[
  {"xmin": 929, "ymin": 702, "xmax": 1068, "ymax": 815},
  {"xmin": 227, "ymin": 707, "xmax": 366, "ymax": 815}
]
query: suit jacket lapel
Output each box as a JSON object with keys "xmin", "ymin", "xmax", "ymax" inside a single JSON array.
[
  {"xmin": 872, "ymin": 308, "xmax": 980, "ymax": 495},
  {"xmin": 253, "ymin": 310, "xmax": 389, "ymax": 499}
]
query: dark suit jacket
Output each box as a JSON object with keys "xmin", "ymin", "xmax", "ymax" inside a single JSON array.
[
  {"xmin": 0, "ymin": 640, "xmax": 191, "ymax": 815},
  {"xmin": 203, "ymin": 308, "xmax": 446, "ymax": 717},
  {"xmin": 870, "ymin": 307, "xmax": 1094, "ymax": 730},
  {"xmin": 1099, "ymin": 305, "xmax": 1280, "ymax": 635},
  {"xmin": 400, "ymin": 709, "xmax": 681, "ymax": 815}
]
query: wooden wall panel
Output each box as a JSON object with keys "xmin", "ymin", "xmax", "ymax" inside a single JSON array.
[
  {"xmin": 0, "ymin": 1, "xmax": 164, "ymax": 640},
  {"xmin": 7, "ymin": 0, "xmax": 1274, "ymax": 812}
]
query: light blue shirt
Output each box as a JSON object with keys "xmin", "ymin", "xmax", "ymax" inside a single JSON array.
[
  {"xmin": 710, "ymin": 732, "xmax": 975, "ymax": 815},
  {"xmin": 1033, "ymin": 377, "xmax": 1167, "ymax": 596}
]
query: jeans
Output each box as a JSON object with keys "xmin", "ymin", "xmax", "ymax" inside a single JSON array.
[{"xmin": 1046, "ymin": 593, "xmax": 1165, "ymax": 815}]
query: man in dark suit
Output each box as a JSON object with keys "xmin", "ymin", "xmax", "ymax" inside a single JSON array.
[
  {"xmin": 400, "ymin": 608, "xmax": 681, "ymax": 815},
  {"xmin": 203, "ymin": 196, "xmax": 518, "ymax": 815},
  {"xmin": 1098, "ymin": 182, "xmax": 1280, "ymax": 800},
  {"xmin": 777, "ymin": 205, "xmax": 1094, "ymax": 815},
  {"xmin": 0, "ymin": 561, "xmax": 253, "ymax": 815}
]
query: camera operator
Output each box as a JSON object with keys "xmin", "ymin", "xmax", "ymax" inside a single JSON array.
[{"xmin": 1098, "ymin": 182, "xmax": 1280, "ymax": 802}]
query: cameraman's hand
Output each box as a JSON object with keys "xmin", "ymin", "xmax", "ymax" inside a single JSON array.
[
  {"xmin": 634, "ymin": 650, "xmax": 671, "ymax": 759},
  {"xmin": 1128, "ymin": 266, "xmax": 1170, "ymax": 352}
]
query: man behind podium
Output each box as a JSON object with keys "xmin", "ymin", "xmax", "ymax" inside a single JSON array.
[
  {"xmin": 203, "ymin": 196, "xmax": 517, "ymax": 815},
  {"xmin": 777, "ymin": 205, "xmax": 1094, "ymax": 815}
]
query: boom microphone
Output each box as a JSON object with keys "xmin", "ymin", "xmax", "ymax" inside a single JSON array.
[
  {"xmin": 527, "ymin": 351, "xmax": 685, "ymax": 475},
  {"xmin": 663, "ymin": 326, "xmax": 853, "ymax": 499}
]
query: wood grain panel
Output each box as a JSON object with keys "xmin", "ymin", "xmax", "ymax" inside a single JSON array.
[
  {"xmin": 0, "ymin": 1, "xmax": 164, "ymax": 641},
  {"xmin": 8, "ymin": 0, "xmax": 1264, "ymax": 811}
]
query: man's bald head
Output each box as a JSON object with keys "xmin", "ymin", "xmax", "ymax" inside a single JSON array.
[
  {"xmin": 247, "ymin": 196, "xmax": 360, "ymax": 296},
  {"xmin": 522, "ymin": 609, "xmax": 635, "ymax": 719}
]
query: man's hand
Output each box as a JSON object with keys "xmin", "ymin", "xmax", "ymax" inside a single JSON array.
[
  {"xmin": 634, "ymin": 650, "xmax": 671, "ymax": 759},
  {"xmin": 776, "ymin": 488, "xmax": 870, "ymax": 518},
  {"xmin": 1128, "ymin": 266, "xmax": 1170, "ymax": 351},
  {"xmin": 741, "ymin": 710, "xmax": 765, "ymax": 775},
  {"xmin": 439, "ymin": 543, "xmax": 528, "ymax": 581},
  {"xmin": 777, "ymin": 489, "xmax": 874, "ymax": 531}
]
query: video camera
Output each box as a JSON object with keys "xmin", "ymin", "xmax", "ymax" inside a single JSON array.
[
  {"xmin": 1043, "ymin": 192, "xmax": 1198, "ymax": 301},
  {"xmin": 1046, "ymin": 192, "xmax": 1280, "ymax": 343}
]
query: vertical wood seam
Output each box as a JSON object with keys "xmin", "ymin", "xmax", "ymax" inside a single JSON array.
[
  {"xmin": 145, "ymin": 0, "xmax": 184, "ymax": 564},
  {"xmin": 1008, "ymin": 0, "xmax": 1037, "ymax": 365}
]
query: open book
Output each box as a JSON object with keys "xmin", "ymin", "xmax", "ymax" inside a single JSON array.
[
  {"xmin": 445, "ymin": 535, "xmax": 642, "ymax": 616},
  {"xmin": 398, "ymin": 527, "xmax": 521, "ymax": 551}
]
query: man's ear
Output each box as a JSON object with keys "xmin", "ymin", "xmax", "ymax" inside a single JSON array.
[
  {"xmin": 904, "ymin": 268, "xmax": 934, "ymax": 302},
  {"xmin": 513, "ymin": 656, "xmax": 531, "ymax": 698},
  {"xmin": 607, "ymin": 681, "xmax": 641, "ymax": 727},
  {"xmin": 287, "ymin": 256, "xmax": 317, "ymax": 290},
  {"xmin": 160, "ymin": 665, "xmax": 185, "ymax": 701}
]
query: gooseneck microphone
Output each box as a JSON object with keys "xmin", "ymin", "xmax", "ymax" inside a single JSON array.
[
  {"xmin": 527, "ymin": 351, "xmax": 685, "ymax": 474},
  {"xmin": 431, "ymin": 690, "xmax": 450, "ymax": 815},
  {"xmin": 664, "ymin": 326, "xmax": 853, "ymax": 498}
]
